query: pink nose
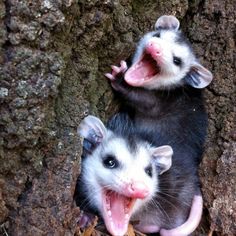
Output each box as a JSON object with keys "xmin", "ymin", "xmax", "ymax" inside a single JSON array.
[
  {"xmin": 146, "ymin": 41, "xmax": 162, "ymax": 57},
  {"xmin": 125, "ymin": 181, "xmax": 149, "ymax": 199}
]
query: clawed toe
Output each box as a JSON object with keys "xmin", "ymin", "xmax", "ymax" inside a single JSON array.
[{"xmin": 104, "ymin": 73, "xmax": 115, "ymax": 80}]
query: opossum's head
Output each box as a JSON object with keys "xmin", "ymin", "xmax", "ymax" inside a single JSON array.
[
  {"xmin": 78, "ymin": 115, "xmax": 173, "ymax": 236},
  {"xmin": 125, "ymin": 15, "xmax": 213, "ymax": 90}
]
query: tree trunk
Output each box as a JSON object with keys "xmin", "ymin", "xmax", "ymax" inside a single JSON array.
[{"xmin": 0, "ymin": 0, "xmax": 235, "ymax": 235}]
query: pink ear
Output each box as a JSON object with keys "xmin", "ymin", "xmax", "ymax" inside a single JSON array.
[
  {"xmin": 151, "ymin": 145, "xmax": 173, "ymax": 174},
  {"xmin": 78, "ymin": 115, "xmax": 107, "ymax": 143},
  {"xmin": 186, "ymin": 63, "xmax": 213, "ymax": 89},
  {"xmin": 155, "ymin": 15, "xmax": 180, "ymax": 31}
]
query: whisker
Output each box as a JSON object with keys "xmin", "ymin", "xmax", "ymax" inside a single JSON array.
[
  {"xmin": 77, "ymin": 180, "xmax": 119, "ymax": 210},
  {"xmin": 150, "ymin": 198, "xmax": 171, "ymax": 224},
  {"xmin": 156, "ymin": 194, "xmax": 181, "ymax": 212},
  {"xmin": 157, "ymin": 191, "xmax": 191, "ymax": 207},
  {"xmin": 159, "ymin": 188, "xmax": 195, "ymax": 195}
]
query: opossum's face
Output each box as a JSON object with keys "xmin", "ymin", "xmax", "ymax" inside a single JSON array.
[
  {"xmin": 124, "ymin": 15, "xmax": 213, "ymax": 90},
  {"xmin": 84, "ymin": 136, "xmax": 157, "ymax": 236},
  {"xmin": 78, "ymin": 116, "xmax": 173, "ymax": 236}
]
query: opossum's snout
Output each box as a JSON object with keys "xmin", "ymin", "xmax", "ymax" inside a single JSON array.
[
  {"xmin": 125, "ymin": 181, "xmax": 149, "ymax": 199},
  {"xmin": 101, "ymin": 181, "xmax": 150, "ymax": 236},
  {"xmin": 146, "ymin": 41, "xmax": 162, "ymax": 58},
  {"xmin": 124, "ymin": 52, "xmax": 160, "ymax": 87}
]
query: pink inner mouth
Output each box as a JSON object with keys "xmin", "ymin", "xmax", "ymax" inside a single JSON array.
[
  {"xmin": 124, "ymin": 53, "xmax": 160, "ymax": 87},
  {"xmin": 102, "ymin": 189, "xmax": 136, "ymax": 236}
]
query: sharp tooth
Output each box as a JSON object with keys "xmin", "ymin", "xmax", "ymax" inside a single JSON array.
[
  {"xmin": 125, "ymin": 214, "xmax": 129, "ymax": 220},
  {"xmin": 107, "ymin": 210, "xmax": 112, "ymax": 217}
]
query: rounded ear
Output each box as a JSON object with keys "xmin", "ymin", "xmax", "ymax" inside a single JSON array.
[
  {"xmin": 151, "ymin": 145, "xmax": 173, "ymax": 175},
  {"xmin": 155, "ymin": 15, "xmax": 180, "ymax": 31},
  {"xmin": 78, "ymin": 115, "xmax": 107, "ymax": 147},
  {"xmin": 185, "ymin": 63, "xmax": 213, "ymax": 89}
]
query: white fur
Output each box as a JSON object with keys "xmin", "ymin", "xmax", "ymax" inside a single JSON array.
[
  {"xmin": 81, "ymin": 131, "xmax": 158, "ymax": 215},
  {"xmin": 132, "ymin": 31, "xmax": 157, "ymax": 64},
  {"xmin": 132, "ymin": 30, "xmax": 196, "ymax": 90},
  {"xmin": 79, "ymin": 116, "xmax": 173, "ymax": 225}
]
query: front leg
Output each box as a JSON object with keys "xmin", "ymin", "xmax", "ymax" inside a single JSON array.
[
  {"xmin": 105, "ymin": 60, "xmax": 130, "ymax": 93},
  {"xmin": 105, "ymin": 61, "xmax": 156, "ymax": 110},
  {"xmin": 105, "ymin": 60, "xmax": 128, "ymax": 82}
]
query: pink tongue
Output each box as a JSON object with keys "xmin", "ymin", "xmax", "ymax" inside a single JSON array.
[
  {"xmin": 110, "ymin": 194, "xmax": 126, "ymax": 224},
  {"xmin": 103, "ymin": 191, "xmax": 131, "ymax": 236},
  {"xmin": 125, "ymin": 54, "xmax": 159, "ymax": 86}
]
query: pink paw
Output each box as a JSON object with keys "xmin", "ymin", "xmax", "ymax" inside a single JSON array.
[{"xmin": 105, "ymin": 60, "xmax": 128, "ymax": 81}]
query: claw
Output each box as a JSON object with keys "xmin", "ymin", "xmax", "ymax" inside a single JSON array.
[
  {"xmin": 120, "ymin": 60, "xmax": 128, "ymax": 71},
  {"xmin": 105, "ymin": 60, "xmax": 127, "ymax": 82},
  {"xmin": 111, "ymin": 65, "xmax": 120, "ymax": 73},
  {"xmin": 104, "ymin": 73, "xmax": 115, "ymax": 80}
]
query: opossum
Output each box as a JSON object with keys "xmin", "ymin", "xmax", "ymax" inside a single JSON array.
[
  {"xmin": 75, "ymin": 114, "xmax": 203, "ymax": 236},
  {"xmin": 106, "ymin": 15, "xmax": 212, "ymax": 91},
  {"xmin": 104, "ymin": 15, "xmax": 212, "ymax": 234}
]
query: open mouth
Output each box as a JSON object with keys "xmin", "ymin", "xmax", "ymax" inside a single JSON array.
[
  {"xmin": 124, "ymin": 52, "xmax": 160, "ymax": 87},
  {"xmin": 102, "ymin": 189, "xmax": 136, "ymax": 236}
]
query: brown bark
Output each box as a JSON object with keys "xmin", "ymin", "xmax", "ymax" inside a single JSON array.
[{"xmin": 0, "ymin": 0, "xmax": 235, "ymax": 235}]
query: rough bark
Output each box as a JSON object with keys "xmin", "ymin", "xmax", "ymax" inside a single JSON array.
[{"xmin": 0, "ymin": 0, "xmax": 235, "ymax": 235}]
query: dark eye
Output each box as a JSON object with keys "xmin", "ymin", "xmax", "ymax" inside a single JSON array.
[
  {"xmin": 103, "ymin": 155, "xmax": 119, "ymax": 169},
  {"xmin": 173, "ymin": 56, "xmax": 182, "ymax": 66},
  {"xmin": 145, "ymin": 165, "xmax": 153, "ymax": 177},
  {"xmin": 154, "ymin": 32, "xmax": 161, "ymax": 38}
]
